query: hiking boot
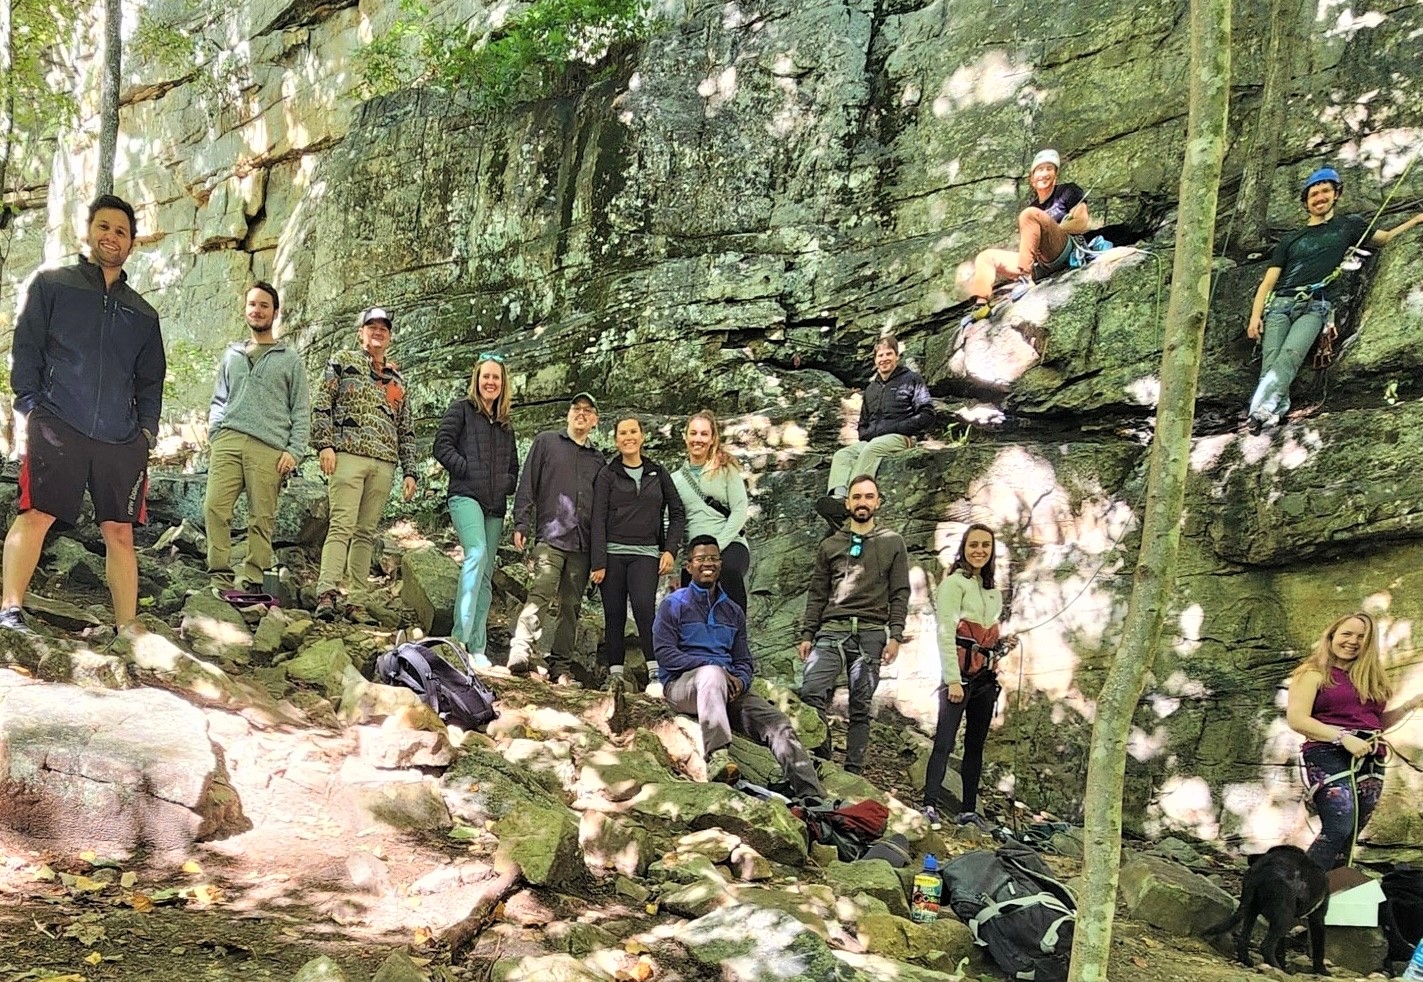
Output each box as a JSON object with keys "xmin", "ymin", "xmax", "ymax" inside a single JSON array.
[
  {"xmin": 814, "ymin": 494, "xmax": 847, "ymax": 530},
  {"xmin": 706, "ymin": 748, "xmax": 740, "ymax": 785},
  {"xmin": 0, "ymin": 606, "xmax": 32, "ymax": 634},
  {"xmin": 957, "ymin": 811, "xmax": 992, "ymax": 830},
  {"xmin": 923, "ymin": 806, "xmax": 943, "ymax": 831},
  {"xmin": 314, "ymin": 590, "xmax": 341, "ymax": 621},
  {"xmin": 604, "ymin": 672, "xmax": 628, "ymax": 694}
]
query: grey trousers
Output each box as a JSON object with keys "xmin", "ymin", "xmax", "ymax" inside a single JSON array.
[
  {"xmin": 508, "ymin": 542, "xmax": 589, "ymax": 676},
  {"xmin": 1248, "ymin": 296, "xmax": 1330, "ymax": 421},
  {"xmin": 665, "ymin": 665, "xmax": 825, "ymax": 798},
  {"xmin": 799, "ymin": 628, "xmax": 884, "ymax": 772}
]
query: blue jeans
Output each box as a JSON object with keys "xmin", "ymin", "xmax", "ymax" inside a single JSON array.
[
  {"xmin": 448, "ymin": 497, "xmax": 503, "ymax": 655},
  {"xmin": 1248, "ymin": 296, "xmax": 1330, "ymax": 421}
]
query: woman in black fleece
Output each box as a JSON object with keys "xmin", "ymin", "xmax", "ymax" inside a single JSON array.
[{"xmin": 590, "ymin": 417, "xmax": 686, "ymax": 692}]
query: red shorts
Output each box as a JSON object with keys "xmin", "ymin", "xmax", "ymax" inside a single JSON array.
[{"xmin": 19, "ymin": 407, "xmax": 149, "ymax": 527}]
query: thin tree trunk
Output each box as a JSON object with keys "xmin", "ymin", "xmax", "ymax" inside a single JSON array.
[
  {"xmin": 1233, "ymin": 0, "xmax": 1295, "ymax": 248},
  {"xmin": 1065, "ymin": 0, "xmax": 1232, "ymax": 978},
  {"xmin": 97, "ymin": 0, "xmax": 121, "ymax": 195},
  {"xmin": 1, "ymin": 0, "xmax": 13, "ymax": 230}
]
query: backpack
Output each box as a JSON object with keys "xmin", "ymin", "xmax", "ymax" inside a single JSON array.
[
  {"xmin": 790, "ymin": 798, "xmax": 890, "ymax": 862},
  {"xmin": 1380, "ymin": 867, "xmax": 1423, "ymax": 961},
  {"xmin": 374, "ymin": 637, "xmax": 498, "ymax": 731},
  {"xmin": 941, "ymin": 840, "xmax": 1076, "ymax": 982}
]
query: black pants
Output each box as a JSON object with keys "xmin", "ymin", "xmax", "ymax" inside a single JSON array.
[
  {"xmin": 923, "ymin": 673, "xmax": 999, "ymax": 813},
  {"xmin": 600, "ymin": 553, "xmax": 659, "ymax": 668},
  {"xmin": 680, "ymin": 541, "xmax": 750, "ymax": 612}
]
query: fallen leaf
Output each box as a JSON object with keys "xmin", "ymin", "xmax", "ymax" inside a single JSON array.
[
  {"xmin": 84, "ymin": 952, "xmax": 103, "ymax": 966},
  {"xmin": 447, "ymin": 825, "xmax": 480, "ymax": 840},
  {"xmin": 1131, "ymin": 956, "xmax": 1147, "ymax": 969},
  {"xmin": 492, "ymin": 902, "xmax": 506, "ymax": 920},
  {"xmin": 32, "ymin": 865, "xmax": 56, "ymax": 882},
  {"xmin": 120, "ymin": 872, "xmax": 137, "ymax": 890},
  {"xmin": 67, "ymin": 875, "xmax": 109, "ymax": 893},
  {"xmin": 644, "ymin": 902, "xmax": 658, "ymax": 915},
  {"xmin": 79, "ymin": 850, "xmax": 97, "ymax": 864},
  {"xmin": 190, "ymin": 884, "xmax": 221, "ymax": 905},
  {"xmin": 127, "ymin": 894, "xmax": 155, "ymax": 913},
  {"xmin": 181, "ymin": 860, "xmax": 203, "ymax": 875},
  {"xmin": 624, "ymin": 940, "xmax": 650, "ymax": 955},
  {"xmin": 412, "ymin": 926, "xmax": 432, "ymax": 945}
]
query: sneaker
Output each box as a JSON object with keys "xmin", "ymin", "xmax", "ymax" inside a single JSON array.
[
  {"xmin": 314, "ymin": 590, "xmax": 340, "ymax": 621},
  {"xmin": 0, "ymin": 606, "xmax": 32, "ymax": 634},
  {"xmin": 706, "ymin": 748, "xmax": 740, "ymax": 785},
  {"xmin": 1008, "ymin": 276, "xmax": 1033, "ymax": 301},
  {"xmin": 555, "ymin": 673, "xmax": 582, "ymax": 689},
  {"xmin": 469, "ymin": 651, "xmax": 493, "ymax": 671},
  {"xmin": 923, "ymin": 806, "xmax": 943, "ymax": 831},
  {"xmin": 957, "ymin": 811, "xmax": 992, "ymax": 830},
  {"xmin": 506, "ymin": 652, "xmax": 533, "ymax": 676},
  {"xmin": 644, "ymin": 680, "xmax": 664, "ymax": 699}
]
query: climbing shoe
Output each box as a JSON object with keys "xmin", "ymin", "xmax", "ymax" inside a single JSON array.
[
  {"xmin": 1007, "ymin": 276, "xmax": 1034, "ymax": 301},
  {"xmin": 960, "ymin": 301, "xmax": 992, "ymax": 327},
  {"xmin": 923, "ymin": 806, "xmax": 943, "ymax": 831}
]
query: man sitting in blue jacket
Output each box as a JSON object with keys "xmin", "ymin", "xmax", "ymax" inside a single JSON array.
[{"xmin": 654, "ymin": 535, "xmax": 826, "ymax": 797}]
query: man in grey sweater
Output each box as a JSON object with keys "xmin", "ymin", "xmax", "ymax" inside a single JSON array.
[
  {"xmin": 203, "ymin": 282, "xmax": 311, "ymax": 591},
  {"xmin": 798, "ymin": 474, "xmax": 911, "ymax": 773}
]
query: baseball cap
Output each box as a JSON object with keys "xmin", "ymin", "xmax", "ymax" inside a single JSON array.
[
  {"xmin": 357, "ymin": 306, "xmax": 394, "ymax": 330},
  {"xmin": 570, "ymin": 392, "xmax": 598, "ymax": 409},
  {"xmin": 1031, "ymin": 149, "xmax": 1061, "ymax": 171}
]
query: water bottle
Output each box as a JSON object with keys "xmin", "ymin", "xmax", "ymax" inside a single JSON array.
[
  {"xmin": 1403, "ymin": 937, "xmax": 1423, "ymax": 979},
  {"xmin": 910, "ymin": 854, "xmax": 942, "ymax": 924}
]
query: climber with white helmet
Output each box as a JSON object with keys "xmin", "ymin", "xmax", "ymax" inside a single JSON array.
[
  {"xmin": 1244, "ymin": 166, "xmax": 1423, "ymax": 433},
  {"xmin": 959, "ymin": 148, "xmax": 1092, "ymax": 324}
]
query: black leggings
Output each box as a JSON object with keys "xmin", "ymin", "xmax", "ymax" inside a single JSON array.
[
  {"xmin": 600, "ymin": 553, "xmax": 660, "ymax": 668},
  {"xmin": 923, "ymin": 674, "xmax": 999, "ymax": 813},
  {"xmin": 680, "ymin": 541, "xmax": 751, "ymax": 612}
]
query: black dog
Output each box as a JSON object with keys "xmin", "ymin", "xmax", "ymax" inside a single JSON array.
[{"xmin": 1204, "ymin": 845, "xmax": 1328, "ymax": 974}]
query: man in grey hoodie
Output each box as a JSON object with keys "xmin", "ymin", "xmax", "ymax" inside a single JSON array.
[{"xmin": 203, "ymin": 282, "xmax": 311, "ymax": 591}]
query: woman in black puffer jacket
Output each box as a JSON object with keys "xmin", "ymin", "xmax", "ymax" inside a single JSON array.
[{"xmin": 433, "ymin": 353, "xmax": 519, "ymax": 667}]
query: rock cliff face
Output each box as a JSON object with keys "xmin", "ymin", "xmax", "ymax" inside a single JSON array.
[{"xmin": 5, "ymin": 0, "xmax": 1423, "ymax": 847}]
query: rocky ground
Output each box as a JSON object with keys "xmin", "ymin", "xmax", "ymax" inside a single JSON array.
[{"xmin": 0, "ymin": 504, "xmax": 1408, "ymax": 982}]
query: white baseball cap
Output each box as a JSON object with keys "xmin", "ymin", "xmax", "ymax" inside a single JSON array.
[{"xmin": 1031, "ymin": 149, "xmax": 1061, "ymax": 171}]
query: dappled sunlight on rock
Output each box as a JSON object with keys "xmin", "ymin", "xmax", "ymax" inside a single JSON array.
[
  {"xmin": 932, "ymin": 51, "xmax": 1032, "ymax": 115},
  {"xmin": 1128, "ymin": 724, "xmax": 1168, "ymax": 763},
  {"xmin": 1174, "ymin": 603, "xmax": 1204, "ymax": 657},
  {"xmin": 1146, "ymin": 776, "xmax": 1218, "ymax": 840},
  {"xmin": 1125, "ymin": 375, "xmax": 1160, "ymax": 407}
]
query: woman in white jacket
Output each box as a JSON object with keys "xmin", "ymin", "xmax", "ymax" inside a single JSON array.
[
  {"xmin": 671, "ymin": 410, "xmax": 751, "ymax": 612},
  {"xmin": 923, "ymin": 524, "xmax": 1017, "ymax": 828}
]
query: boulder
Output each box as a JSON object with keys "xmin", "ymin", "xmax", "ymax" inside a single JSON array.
[
  {"xmin": 286, "ymin": 639, "xmax": 353, "ymax": 698},
  {"xmin": 648, "ymin": 851, "xmax": 724, "ymax": 885},
  {"xmin": 661, "ymin": 877, "xmax": 733, "ymax": 917},
  {"xmin": 290, "ymin": 955, "xmax": 348, "ymax": 981},
  {"xmin": 855, "ymin": 911, "xmax": 976, "ymax": 962},
  {"xmin": 179, "ymin": 589, "xmax": 255, "ymax": 664},
  {"xmin": 574, "ymin": 747, "xmax": 677, "ymax": 802},
  {"xmin": 493, "ymin": 800, "xmax": 581, "ymax": 887},
  {"xmin": 578, "ymin": 811, "xmax": 653, "ymax": 877},
  {"xmin": 251, "ymin": 607, "xmax": 291, "ymax": 661},
  {"xmin": 826, "ymin": 859, "xmax": 910, "ymax": 918},
  {"xmin": 357, "ymin": 710, "xmax": 454, "ymax": 768},
  {"xmin": 371, "ymin": 950, "xmax": 429, "ymax": 982},
  {"xmin": 675, "ymin": 827, "xmax": 742, "ymax": 864},
  {"xmin": 0, "ymin": 671, "xmax": 248, "ymax": 853},
  {"xmin": 630, "ymin": 782, "xmax": 807, "ymax": 865},
  {"xmin": 338, "ymin": 672, "xmax": 425, "ymax": 724},
  {"xmin": 491, "ymin": 954, "xmax": 611, "ymax": 982},
  {"xmin": 1322, "ymin": 925, "xmax": 1387, "ymax": 975},
  {"xmin": 400, "ymin": 547, "xmax": 459, "ymax": 635},
  {"xmin": 674, "ymin": 903, "xmax": 850, "ymax": 982},
  {"xmin": 729, "ymin": 843, "xmax": 774, "ymax": 882},
  {"xmin": 1118, "ymin": 853, "xmax": 1234, "ymax": 936},
  {"xmin": 352, "ymin": 779, "xmax": 452, "ymax": 831}
]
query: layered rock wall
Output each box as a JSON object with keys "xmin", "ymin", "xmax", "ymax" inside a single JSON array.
[{"xmin": 4, "ymin": 0, "xmax": 1423, "ymax": 846}]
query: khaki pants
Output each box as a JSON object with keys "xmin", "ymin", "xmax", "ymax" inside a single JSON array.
[
  {"xmin": 204, "ymin": 429, "xmax": 284, "ymax": 587},
  {"xmin": 508, "ymin": 542, "xmax": 589, "ymax": 676},
  {"xmin": 827, "ymin": 434, "xmax": 913, "ymax": 493},
  {"xmin": 317, "ymin": 452, "xmax": 395, "ymax": 594}
]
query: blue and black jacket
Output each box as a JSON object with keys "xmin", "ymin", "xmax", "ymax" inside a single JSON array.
[
  {"xmin": 652, "ymin": 581, "xmax": 754, "ymax": 690},
  {"xmin": 11, "ymin": 256, "xmax": 164, "ymax": 444}
]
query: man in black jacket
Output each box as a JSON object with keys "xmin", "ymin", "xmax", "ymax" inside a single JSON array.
[
  {"xmin": 2, "ymin": 195, "xmax": 165, "ymax": 636},
  {"xmin": 816, "ymin": 336, "xmax": 933, "ymax": 523},
  {"xmin": 508, "ymin": 392, "xmax": 605, "ymax": 682}
]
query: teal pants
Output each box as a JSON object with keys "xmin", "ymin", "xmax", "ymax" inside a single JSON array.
[
  {"xmin": 448, "ymin": 496, "xmax": 504, "ymax": 656},
  {"xmin": 1248, "ymin": 296, "xmax": 1330, "ymax": 422}
]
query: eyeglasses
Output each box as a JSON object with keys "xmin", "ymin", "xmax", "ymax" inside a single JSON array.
[
  {"xmin": 849, "ymin": 533, "xmax": 865, "ymax": 559},
  {"xmin": 570, "ymin": 405, "xmax": 596, "ymax": 416},
  {"xmin": 689, "ymin": 556, "xmax": 723, "ymax": 567},
  {"xmin": 478, "ymin": 351, "xmax": 505, "ymax": 363}
]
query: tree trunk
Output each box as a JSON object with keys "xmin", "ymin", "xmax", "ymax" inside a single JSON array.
[
  {"xmin": 1232, "ymin": 0, "xmax": 1295, "ymax": 249},
  {"xmin": 97, "ymin": 0, "xmax": 121, "ymax": 196},
  {"xmin": 1065, "ymin": 0, "xmax": 1232, "ymax": 979},
  {"xmin": 1, "ymin": 0, "xmax": 13, "ymax": 227}
]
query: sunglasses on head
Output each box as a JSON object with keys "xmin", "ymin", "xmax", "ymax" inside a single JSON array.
[
  {"xmin": 849, "ymin": 532, "xmax": 865, "ymax": 559},
  {"xmin": 478, "ymin": 351, "xmax": 505, "ymax": 364}
]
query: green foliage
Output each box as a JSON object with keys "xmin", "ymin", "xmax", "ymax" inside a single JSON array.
[
  {"xmin": 360, "ymin": 0, "xmax": 658, "ymax": 105},
  {"xmin": 1, "ymin": 1, "xmax": 80, "ymax": 188},
  {"xmin": 129, "ymin": 0, "xmax": 251, "ymax": 118},
  {"xmin": 163, "ymin": 338, "xmax": 213, "ymax": 420}
]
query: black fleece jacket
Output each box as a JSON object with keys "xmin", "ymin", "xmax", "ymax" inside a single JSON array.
[
  {"xmin": 433, "ymin": 399, "xmax": 519, "ymax": 518},
  {"xmin": 591, "ymin": 457, "xmax": 687, "ymax": 570},
  {"xmin": 857, "ymin": 364, "xmax": 934, "ymax": 441}
]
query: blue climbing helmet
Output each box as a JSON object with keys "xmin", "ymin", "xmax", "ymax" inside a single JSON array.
[{"xmin": 1300, "ymin": 167, "xmax": 1342, "ymax": 204}]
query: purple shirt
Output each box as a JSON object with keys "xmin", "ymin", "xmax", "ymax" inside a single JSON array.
[{"xmin": 1302, "ymin": 666, "xmax": 1385, "ymax": 752}]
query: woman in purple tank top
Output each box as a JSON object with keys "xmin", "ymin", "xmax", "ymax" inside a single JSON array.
[{"xmin": 1286, "ymin": 611, "xmax": 1423, "ymax": 870}]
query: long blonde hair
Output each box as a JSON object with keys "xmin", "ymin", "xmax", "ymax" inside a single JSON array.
[
  {"xmin": 685, "ymin": 409, "xmax": 740, "ymax": 476},
  {"xmin": 1290, "ymin": 611, "xmax": 1393, "ymax": 704},
  {"xmin": 466, "ymin": 357, "xmax": 512, "ymax": 425}
]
